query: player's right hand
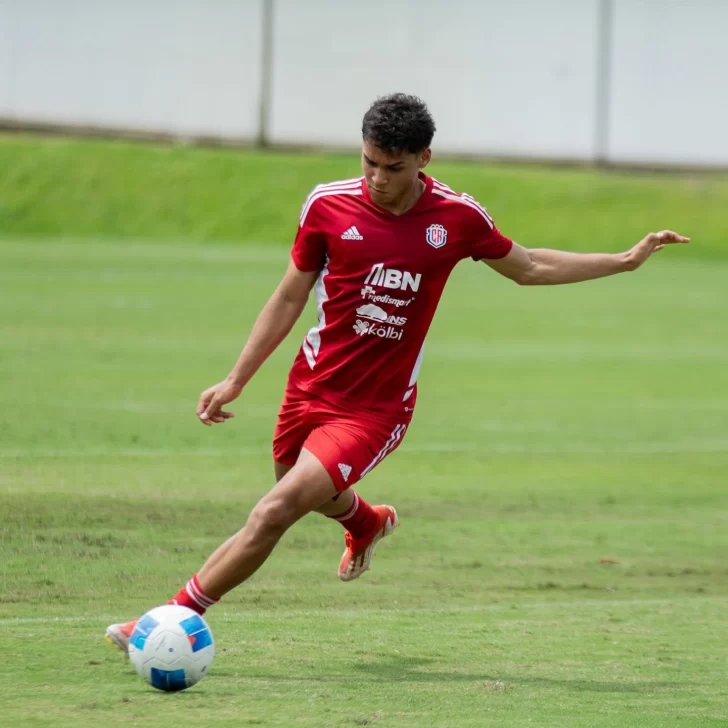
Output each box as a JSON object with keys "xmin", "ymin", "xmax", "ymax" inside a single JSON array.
[{"xmin": 196, "ymin": 379, "xmax": 242, "ymax": 427}]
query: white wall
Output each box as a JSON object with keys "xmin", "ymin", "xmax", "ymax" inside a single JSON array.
[
  {"xmin": 270, "ymin": 0, "xmax": 600, "ymax": 161},
  {"xmin": 1, "ymin": 0, "xmax": 727, "ymax": 167},
  {"xmin": 608, "ymin": 0, "xmax": 728, "ymax": 166},
  {"xmin": 0, "ymin": 0, "xmax": 263, "ymax": 138}
]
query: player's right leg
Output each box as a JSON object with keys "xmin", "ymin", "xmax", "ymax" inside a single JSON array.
[{"xmin": 105, "ymin": 448, "xmax": 336, "ymax": 655}]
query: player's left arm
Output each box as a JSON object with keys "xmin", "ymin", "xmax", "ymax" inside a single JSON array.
[{"xmin": 485, "ymin": 230, "xmax": 690, "ymax": 286}]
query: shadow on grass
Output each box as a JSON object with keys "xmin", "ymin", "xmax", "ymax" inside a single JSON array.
[{"xmin": 228, "ymin": 655, "xmax": 681, "ymax": 694}]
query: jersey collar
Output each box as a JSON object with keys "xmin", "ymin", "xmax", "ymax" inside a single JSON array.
[{"xmin": 362, "ymin": 172, "xmax": 433, "ymax": 218}]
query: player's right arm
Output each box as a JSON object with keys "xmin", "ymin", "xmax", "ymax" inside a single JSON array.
[
  {"xmin": 198, "ymin": 188, "xmax": 327, "ymax": 426},
  {"xmin": 197, "ymin": 260, "xmax": 318, "ymax": 426}
]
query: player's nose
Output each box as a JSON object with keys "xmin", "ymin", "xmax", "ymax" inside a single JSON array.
[{"xmin": 371, "ymin": 170, "xmax": 388, "ymax": 187}]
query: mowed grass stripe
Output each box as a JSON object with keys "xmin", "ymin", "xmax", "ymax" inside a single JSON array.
[
  {"xmin": 3, "ymin": 439, "xmax": 728, "ymax": 458},
  {"xmin": 2, "ymin": 594, "xmax": 728, "ymax": 626}
]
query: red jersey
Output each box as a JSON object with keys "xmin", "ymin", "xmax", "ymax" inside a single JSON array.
[{"xmin": 288, "ymin": 173, "xmax": 513, "ymax": 419}]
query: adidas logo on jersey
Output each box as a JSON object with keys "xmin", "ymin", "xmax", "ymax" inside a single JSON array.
[
  {"xmin": 341, "ymin": 226, "xmax": 363, "ymax": 240},
  {"xmin": 338, "ymin": 463, "xmax": 352, "ymax": 482},
  {"xmin": 365, "ymin": 263, "xmax": 421, "ymax": 292}
]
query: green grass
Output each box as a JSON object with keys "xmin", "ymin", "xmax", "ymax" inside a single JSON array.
[
  {"xmin": 2, "ymin": 237, "xmax": 727, "ymax": 727},
  {"xmin": 1, "ymin": 133, "xmax": 727, "ymax": 256},
  {"xmin": 1, "ymin": 142, "xmax": 727, "ymax": 725}
]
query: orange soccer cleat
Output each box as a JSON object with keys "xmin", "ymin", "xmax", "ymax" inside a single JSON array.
[
  {"xmin": 338, "ymin": 505, "xmax": 399, "ymax": 582},
  {"xmin": 104, "ymin": 618, "xmax": 138, "ymax": 657}
]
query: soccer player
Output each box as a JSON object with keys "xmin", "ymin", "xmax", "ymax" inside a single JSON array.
[{"xmin": 106, "ymin": 93, "xmax": 689, "ymax": 653}]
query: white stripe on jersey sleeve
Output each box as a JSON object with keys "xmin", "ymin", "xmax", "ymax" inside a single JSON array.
[
  {"xmin": 431, "ymin": 179, "xmax": 495, "ymax": 229},
  {"xmin": 431, "ymin": 187, "xmax": 494, "ymax": 229},
  {"xmin": 461, "ymin": 193, "xmax": 494, "ymax": 226},
  {"xmin": 300, "ymin": 188, "xmax": 363, "ymax": 227},
  {"xmin": 299, "ymin": 178, "xmax": 364, "ymax": 226}
]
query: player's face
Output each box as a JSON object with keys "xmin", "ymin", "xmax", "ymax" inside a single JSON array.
[{"xmin": 361, "ymin": 142, "xmax": 431, "ymax": 209}]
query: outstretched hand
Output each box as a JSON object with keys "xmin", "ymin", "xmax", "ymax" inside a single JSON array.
[
  {"xmin": 625, "ymin": 230, "xmax": 690, "ymax": 271},
  {"xmin": 196, "ymin": 379, "xmax": 242, "ymax": 426}
]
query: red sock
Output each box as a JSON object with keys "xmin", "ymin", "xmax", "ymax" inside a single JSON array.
[
  {"xmin": 328, "ymin": 491, "xmax": 378, "ymax": 539},
  {"xmin": 168, "ymin": 574, "xmax": 219, "ymax": 616}
]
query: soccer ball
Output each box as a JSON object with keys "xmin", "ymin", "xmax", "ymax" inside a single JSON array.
[{"xmin": 128, "ymin": 604, "xmax": 215, "ymax": 692}]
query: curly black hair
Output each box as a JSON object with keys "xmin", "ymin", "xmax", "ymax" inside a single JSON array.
[{"xmin": 362, "ymin": 93, "xmax": 436, "ymax": 154}]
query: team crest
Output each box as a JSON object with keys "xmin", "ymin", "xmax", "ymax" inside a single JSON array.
[{"xmin": 425, "ymin": 224, "xmax": 447, "ymax": 249}]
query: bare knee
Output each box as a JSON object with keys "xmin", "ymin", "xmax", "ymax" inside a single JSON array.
[
  {"xmin": 251, "ymin": 452, "xmax": 337, "ymax": 535},
  {"xmin": 247, "ymin": 495, "xmax": 298, "ymax": 539}
]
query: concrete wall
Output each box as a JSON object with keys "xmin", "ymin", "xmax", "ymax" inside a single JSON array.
[
  {"xmin": 0, "ymin": 0, "xmax": 263, "ymax": 138},
  {"xmin": 608, "ymin": 0, "xmax": 728, "ymax": 166},
  {"xmin": 270, "ymin": 0, "xmax": 601, "ymax": 161},
  {"xmin": 1, "ymin": 0, "xmax": 726, "ymax": 166}
]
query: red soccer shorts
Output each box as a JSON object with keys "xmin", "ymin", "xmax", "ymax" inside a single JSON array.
[{"xmin": 272, "ymin": 383, "xmax": 411, "ymax": 491}]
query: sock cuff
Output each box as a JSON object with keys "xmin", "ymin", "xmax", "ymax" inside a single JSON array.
[
  {"xmin": 185, "ymin": 574, "xmax": 218, "ymax": 609},
  {"xmin": 331, "ymin": 491, "xmax": 359, "ymax": 522}
]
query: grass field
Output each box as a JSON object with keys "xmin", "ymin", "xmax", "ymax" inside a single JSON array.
[
  {"xmin": 1, "ymin": 138, "xmax": 727, "ymax": 727},
  {"xmin": 3, "ymin": 133, "xmax": 728, "ymax": 255}
]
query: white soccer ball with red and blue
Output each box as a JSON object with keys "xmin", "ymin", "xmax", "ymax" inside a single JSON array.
[{"xmin": 128, "ymin": 604, "xmax": 215, "ymax": 692}]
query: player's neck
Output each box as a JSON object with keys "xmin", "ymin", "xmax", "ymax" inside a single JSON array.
[{"xmin": 376, "ymin": 178, "xmax": 426, "ymax": 216}]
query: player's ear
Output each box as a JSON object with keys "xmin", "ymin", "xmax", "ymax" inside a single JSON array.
[{"xmin": 418, "ymin": 148, "xmax": 432, "ymax": 169}]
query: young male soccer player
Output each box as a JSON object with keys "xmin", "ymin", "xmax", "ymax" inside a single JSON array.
[{"xmin": 106, "ymin": 93, "xmax": 689, "ymax": 653}]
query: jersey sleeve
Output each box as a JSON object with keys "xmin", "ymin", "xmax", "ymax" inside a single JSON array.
[
  {"xmin": 464, "ymin": 199, "xmax": 513, "ymax": 261},
  {"xmin": 471, "ymin": 226, "xmax": 513, "ymax": 261},
  {"xmin": 290, "ymin": 195, "xmax": 327, "ymax": 272}
]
